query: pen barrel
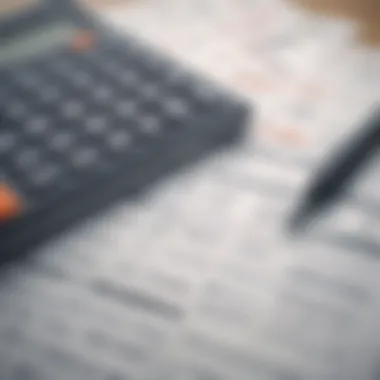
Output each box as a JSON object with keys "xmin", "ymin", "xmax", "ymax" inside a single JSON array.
[
  {"xmin": 289, "ymin": 108, "xmax": 380, "ymax": 231},
  {"xmin": 311, "ymin": 109, "xmax": 380, "ymax": 200}
]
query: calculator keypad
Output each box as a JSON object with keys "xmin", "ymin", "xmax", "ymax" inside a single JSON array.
[{"xmin": 0, "ymin": 37, "xmax": 241, "ymax": 222}]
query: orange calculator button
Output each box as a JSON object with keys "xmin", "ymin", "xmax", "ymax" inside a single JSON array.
[
  {"xmin": 0, "ymin": 184, "xmax": 22, "ymax": 223},
  {"xmin": 70, "ymin": 30, "xmax": 96, "ymax": 52}
]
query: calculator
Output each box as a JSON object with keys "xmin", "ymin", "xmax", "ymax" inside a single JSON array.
[{"xmin": 0, "ymin": 0, "xmax": 249, "ymax": 265}]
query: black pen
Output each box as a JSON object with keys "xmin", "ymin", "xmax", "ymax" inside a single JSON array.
[{"xmin": 289, "ymin": 107, "xmax": 380, "ymax": 232}]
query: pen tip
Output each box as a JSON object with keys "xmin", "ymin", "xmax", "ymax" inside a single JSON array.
[
  {"xmin": 287, "ymin": 216, "xmax": 305, "ymax": 235},
  {"xmin": 286, "ymin": 206, "xmax": 313, "ymax": 235}
]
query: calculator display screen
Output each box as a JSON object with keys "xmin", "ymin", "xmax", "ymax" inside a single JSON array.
[{"xmin": 0, "ymin": 23, "xmax": 78, "ymax": 68}]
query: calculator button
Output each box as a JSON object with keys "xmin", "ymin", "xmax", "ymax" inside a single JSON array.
[
  {"xmin": 61, "ymin": 101, "xmax": 84, "ymax": 118},
  {"xmin": 93, "ymin": 87, "xmax": 113, "ymax": 103},
  {"xmin": 25, "ymin": 117, "xmax": 50, "ymax": 135},
  {"xmin": 162, "ymin": 97, "xmax": 189, "ymax": 118},
  {"xmin": 99, "ymin": 60, "xmax": 121, "ymax": 75},
  {"xmin": 50, "ymin": 132, "xmax": 75, "ymax": 152},
  {"xmin": 30, "ymin": 164, "xmax": 60, "ymax": 187},
  {"xmin": 120, "ymin": 70, "xmax": 139, "ymax": 87},
  {"xmin": 115, "ymin": 100, "xmax": 138, "ymax": 118},
  {"xmin": 0, "ymin": 184, "xmax": 23, "ymax": 222},
  {"xmin": 85, "ymin": 116, "xmax": 108, "ymax": 134},
  {"xmin": 39, "ymin": 86, "xmax": 60, "ymax": 103},
  {"xmin": 14, "ymin": 148, "xmax": 40, "ymax": 169},
  {"xmin": 52, "ymin": 59, "xmax": 72, "ymax": 72},
  {"xmin": 70, "ymin": 69, "xmax": 87, "ymax": 83},
  {"xmin": 139, "ymin": 83, "xmax": 160, "ymax": 100},
  {"xmin": 107, "ymin": 130, "xmax": 132, "ymax": 151},
  {"xmin": 71, "ymin": 147, "xmax": 99, "ymax": 169},
  {"xmin": 0, "ymin": 132, "xmax": 16, "ymax": 154},
  {"xmin": 70, "ymin": 30, "xmax": 96, "ymax": 52},
  {"xmin": 138, "ymin": 115, "xmax": 161, "ymax": 135},
  {"xmin": 52, "ymin": 60, "xmax": 75, "ymax": 77},
  {"xmin": 72, "ymin": 72, "xmax": 92, "ymax": 88},
  {"xmin": 7, "ymin": 101, "xmax": 27, "ymax": 119}
]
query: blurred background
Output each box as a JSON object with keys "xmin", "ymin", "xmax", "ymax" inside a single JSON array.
[{"xmin": 0, "ymin": 0, "xmax": 380, "ymax": 380}]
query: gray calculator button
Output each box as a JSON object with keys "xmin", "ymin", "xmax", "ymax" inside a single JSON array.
[
  {"xmin": 73, "ymin": 73, "xmax": 92, "ymax": 88},
  {"xmin": 14, "ymin": 148, "xmax": 40, "ymax": 168},
  {"xmin": 53, "ymin": 60, "xmax": 74, "ymax": 75},
  {"xmin": 26, "ymin": 117, "xmax": 49, "ymax": 134},
  {"xmin": 61, "ymin": 101, "xmax": 84, "ymax": 118},
  {"xmin": 31, "ymin": 164, "xmax": 60, "ymax": 187},
  {"xmin": 139, "ymin": 83, "xmax": 159, "ymax": 100},
  {"xmin": 0, "ymin": 132, "xmax": 16, "ymax": 154},
  {"xmin": 93, "ymin": 87, "xmax": 113, "ymax": 103},
  {"xmin": 85, "ymin": 116, "xmax": 108, "ymax": 134},
  {"xmin": 163, "ymin": 97, "xmax": 189, "ymax": 117},
  {"xmin": 107, "ymin": 130, "xmax": 132, "ymax": 151},
  {"xmin": 71, "ymin": 69, "xmax": 88, "ymax": 80},
  {"xmin": 40, "ymin": 86, "xmax": 60, "ymax": 102},
  {"xmin": 139, "ymin": 115, "xmax": 161, "ymax": 135},
  {"xmin": 121, "ymin": 70, "xmax": 139, "ymax": 87},
  {"xmin": 115, "ymin": 100, "xmax": 138, "ymax": 118},
  {"xmin": 50, "ymin": 132, "xmax": 75, "ymax": 151},
  {"xmin": 71, "ymin": 147, "xmax": 99, "ymax": 168},
  {"xmin": 101, "ymin": 60, "xmax": 121, "ymax": 74},
  {"xmin": 8, "ymin": 101, "xmax": 27, "ymax": 119}
]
